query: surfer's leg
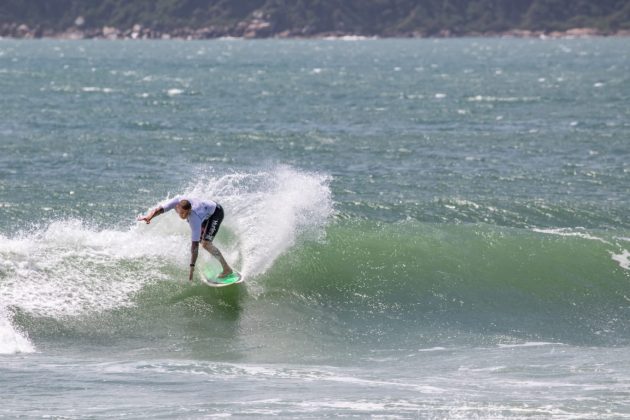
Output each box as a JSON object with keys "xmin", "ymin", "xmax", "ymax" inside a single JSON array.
[{"xmin": 202, "ymin": 240, "xmax": 233, "ymax": 277}]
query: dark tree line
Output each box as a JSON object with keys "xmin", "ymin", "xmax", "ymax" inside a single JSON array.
[{"xmin": 1, "ymin": 0, "xmax": 629, "ymax": 36}]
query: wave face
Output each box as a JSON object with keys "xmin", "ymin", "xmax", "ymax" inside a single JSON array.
[
  {"xmin": 262, "ymin": 222, "xmax": 630, "ymax": 346},
  {"xmin": 0, "ymin": 167, "xmax": 332, "ymax": 354},
  {"xmin": 15, "ymin": 221, "xmax": 628, "ymax": 352}
]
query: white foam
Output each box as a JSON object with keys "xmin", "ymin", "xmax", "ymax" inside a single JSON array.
[
  {"xmin": 449, "ymin": 198, "xmax": 481, "ymax": 209},
  {"xmin": 167, "ymin": 88, "xmax": 184, "ymax": 96},
  {"xmin": 132, "ymin": 360, "xmax": 442, "ymax": 393},
  {"xmin": 417, "ymin": 346, "xmax": 447, "ymax": 352},
  {"xmin": 0, "ymin": 221, "xmax": 177, "ymax": 321},
  {"xmin": 467, "ymin": 95, "xmax": 540, "ymax": 102},
  {"xmin": 458, "ymin": 365, "xmax": 507, "ymax": 372},
  {"xmin": 296, "ymin": 400, "xmax": 387, "ymax": 412},
  {"xmin": 0, "ymin": 214, "xmax": 190, "ymax": 354},
  {"xmin": 532, "ymin": 228, "xmax": 612, "ymax": 245},
  {"xmin": 611, "ymin": 250, "xmax": 630, "ymax": 270},
  {"xmin": 0, "ymin": 307, "xmax": 35, "ymax": 354},
  {"xmin": 497, "ymin": 341, "xmax": 562, "ymax": 349},
  {"xmin": 81, "ymin": 87, "xmax": 114, "ymax": 93}
]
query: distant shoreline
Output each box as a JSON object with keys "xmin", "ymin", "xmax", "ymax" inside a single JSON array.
[{"xmin": 2, "ymin": 23, "xmax": 629, "ymax": 40}]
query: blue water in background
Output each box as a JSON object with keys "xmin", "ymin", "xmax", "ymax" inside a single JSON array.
[{"xmin": 1, "ymin": 38, "xmax": 629, "ymax": 418}]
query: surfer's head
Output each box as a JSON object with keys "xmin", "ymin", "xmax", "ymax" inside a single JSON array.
[{"xmin": 175, "ymin": 199, "xmax": 192, "ymax": 220}]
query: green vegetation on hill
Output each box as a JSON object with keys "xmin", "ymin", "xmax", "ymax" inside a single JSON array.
[{"xmin": 1, "ymin": 0, "xmax": 629, "ymax": 37}]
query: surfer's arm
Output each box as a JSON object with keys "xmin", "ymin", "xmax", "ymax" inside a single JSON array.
[
  {"xmin": 189, "ymin": 241, "xmax": 200, "ymax": 281},
  {"xmin": 137, "ymin": 207, "xmax": 164, "ymax": 224}
]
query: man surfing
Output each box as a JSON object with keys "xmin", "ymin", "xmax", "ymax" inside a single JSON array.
[{"xmin": 138, "ymin": 197, "xmax": 233, "ymax": 281}]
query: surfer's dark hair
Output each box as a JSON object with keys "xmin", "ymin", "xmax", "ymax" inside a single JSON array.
[{"xmin": 180, "ymin": 199, "xmax": 192, "ymax": 211}]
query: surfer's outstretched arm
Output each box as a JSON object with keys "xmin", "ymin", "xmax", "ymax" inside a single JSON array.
[{"xmin": 137, "ymin": 206, "xmax": 164, "ymax": 224}]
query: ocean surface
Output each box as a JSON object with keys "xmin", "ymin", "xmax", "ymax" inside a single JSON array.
[{"xmin": 1, "ymin": 38, "xmax": 629, "ymax": 418}]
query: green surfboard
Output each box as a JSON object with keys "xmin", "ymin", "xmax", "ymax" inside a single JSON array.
[{"xmin": 201, "ymin": 266, "xmax": 244, "ymax": 288}]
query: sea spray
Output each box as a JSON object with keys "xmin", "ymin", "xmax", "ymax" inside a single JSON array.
[{"xmin": 184, "ymin": 166, "xmax": 333, "ymax": 277}]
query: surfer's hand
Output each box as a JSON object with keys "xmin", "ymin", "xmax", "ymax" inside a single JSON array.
[
  {"xmin": 137, "ymin": 208, "xmax": 162, "ymax": 224},
  {"xmin": 188, "ymin": 266, "xmax": 194, "ymax": 282}
]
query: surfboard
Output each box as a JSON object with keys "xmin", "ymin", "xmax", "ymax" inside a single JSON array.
[{"xmin": 201, "ymin": 266, "xmax": 244, "ymax": 288}]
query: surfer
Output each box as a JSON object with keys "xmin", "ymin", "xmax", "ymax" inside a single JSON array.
[{"xmin": 137, "ymin": 197, "xmax": 233, "ymax": 281}]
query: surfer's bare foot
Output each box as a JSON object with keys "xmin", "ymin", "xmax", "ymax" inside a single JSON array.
[{"xmin": 217, "ymin": 270, "xmax": 233, "ymax": 279}]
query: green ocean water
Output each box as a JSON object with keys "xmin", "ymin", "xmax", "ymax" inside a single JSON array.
[{"xmin": 1, "ymin": 38, "xmax": 630, "ymax": 418}]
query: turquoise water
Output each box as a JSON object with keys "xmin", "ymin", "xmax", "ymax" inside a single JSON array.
[{"xmin": 1, "ymin": 38, "xmax": 630, "ymax": 418}]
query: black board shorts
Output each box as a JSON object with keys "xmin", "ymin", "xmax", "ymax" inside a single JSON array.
[{"xmin": 200, "ymin": 204, "xmax": 224, "ymax": 242}]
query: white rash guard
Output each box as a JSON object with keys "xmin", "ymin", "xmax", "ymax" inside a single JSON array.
[{"xmin": 161, "ymin": 196, "xmax": 217, "ymax": 241}]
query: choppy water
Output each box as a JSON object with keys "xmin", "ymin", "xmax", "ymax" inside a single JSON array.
[{"xmin": 1, "ymin": 38, "xmax": 629, "ymax": 418}]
